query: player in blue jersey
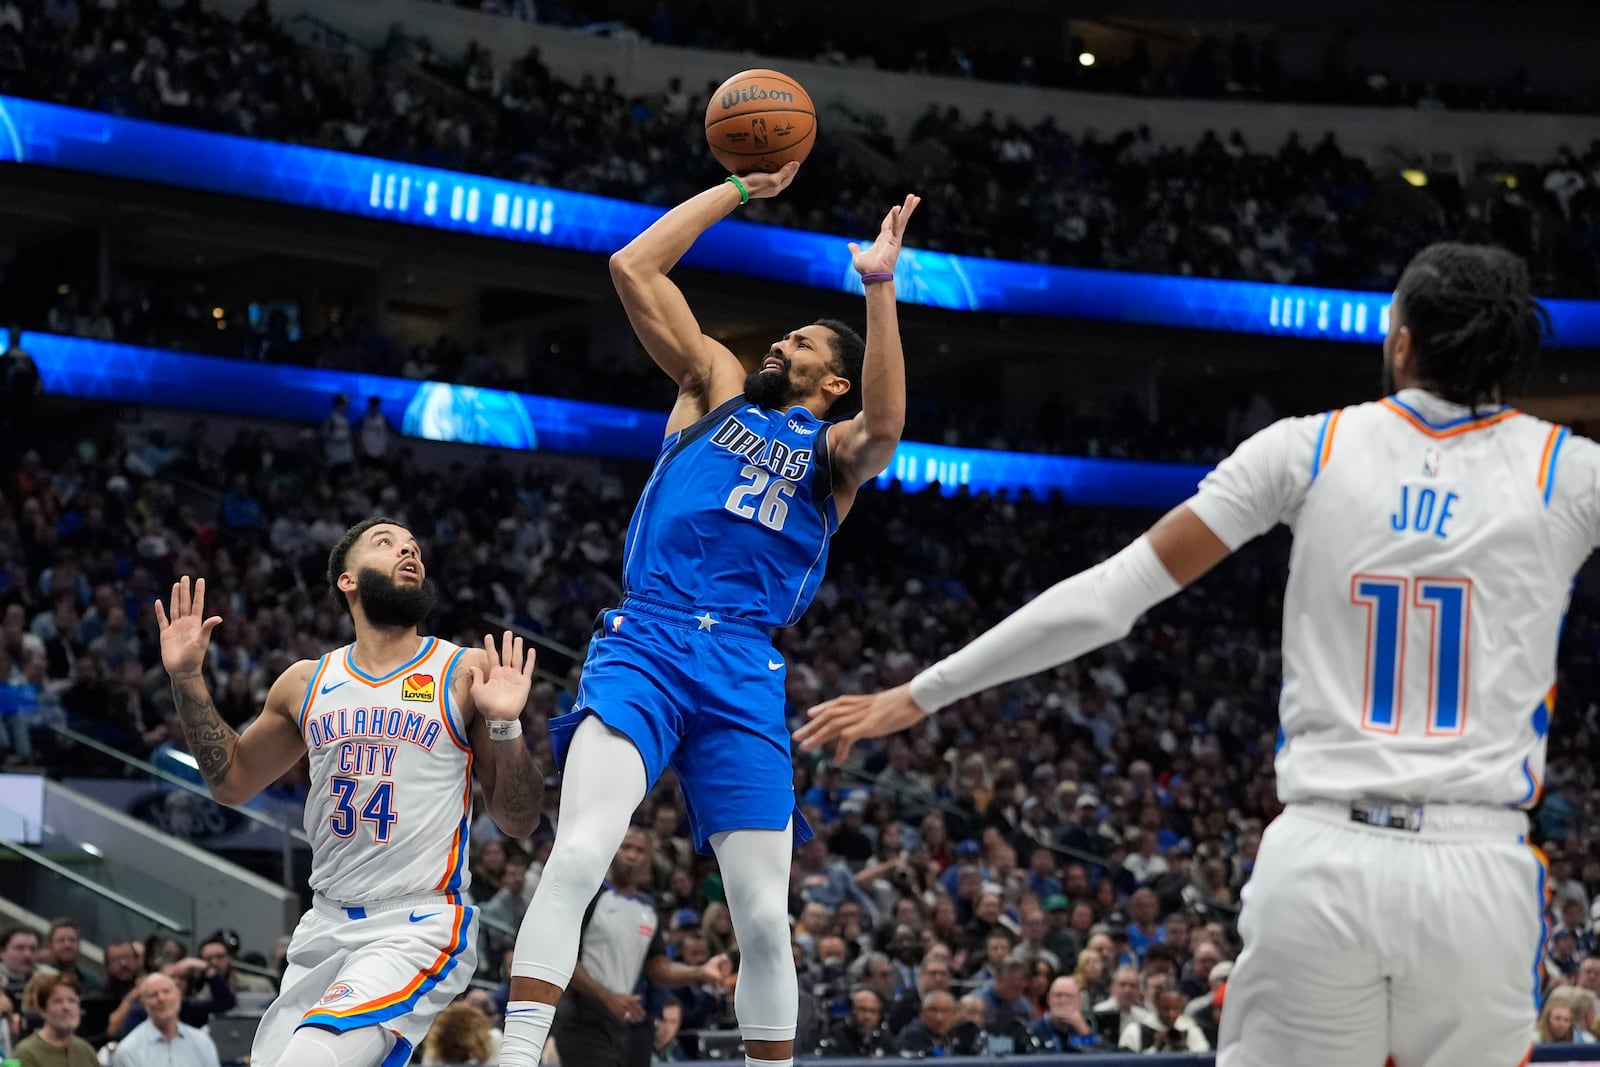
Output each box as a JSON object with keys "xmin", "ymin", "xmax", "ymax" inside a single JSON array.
[{"xmin": 500, "ymin": 163, "xmax": 919, "ymax": 1067}]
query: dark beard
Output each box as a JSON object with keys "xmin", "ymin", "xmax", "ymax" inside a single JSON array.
[
  {"xmin": 744, "ymin": 365, "xmax": 797, "ymax": 409},
  {"xmin": 355, "ymin": 566, "xmax": 436, "ymax": 628}
]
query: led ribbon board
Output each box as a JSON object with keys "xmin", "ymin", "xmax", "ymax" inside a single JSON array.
[
  {"xmin": 4, "ymin": 330, "xmax": 1209, "ymax": 508},
  {"xmin": 3, "ymin": 97, "xmax": 1599, "ymax": 344}
]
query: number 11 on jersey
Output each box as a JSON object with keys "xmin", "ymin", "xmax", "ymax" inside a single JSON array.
[{"xmin": 1351, "ymin": 574, "xmax": 1471, "ymax": 736}]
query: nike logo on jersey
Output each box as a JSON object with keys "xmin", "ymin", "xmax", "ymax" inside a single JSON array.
[
  {"xmin": 321, "ymin": 681, "xmax": 349, "ymax": 695},
  {"xmin": 408, "ymin": 911, "xmax": 438, "ymax": 923},
  {"xmin": 768, "ymin": 661, "xmax": 783, "ymax": 670}
]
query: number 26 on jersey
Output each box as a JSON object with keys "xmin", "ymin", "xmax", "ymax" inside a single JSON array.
[{"xmin": 1351, "ymin": 575, "xmax": 1471, "ymax": 736}]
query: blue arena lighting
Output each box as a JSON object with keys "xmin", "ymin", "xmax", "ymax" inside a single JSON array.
[
  {"xmin": 4, "ymin": 96, "xmax": 1600, "ymax": 346},
  {"xmin": 0, "ymin": 330, "xmax": 1209, "ymax": 509}
]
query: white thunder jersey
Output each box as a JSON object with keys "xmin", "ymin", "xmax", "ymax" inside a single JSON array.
[
  {"xmin": 297, "ymin": 636, "xmax": 474, "ymax": 904},
  {"xmin": 1189, "ymin": 387, "xmax": 1600, "ymax": 808}
]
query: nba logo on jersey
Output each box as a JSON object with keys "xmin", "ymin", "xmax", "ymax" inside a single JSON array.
[
  {"xmin": 1422, "ymin": 448, "xmax": 1442, "ymax": 477},
  {"xmin": 401, "ymin": 673, "xmax": 435, "ymax": 702}
]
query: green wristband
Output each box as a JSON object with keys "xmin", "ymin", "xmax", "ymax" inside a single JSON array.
[{"xmin": 725, "ymin": 174, "xmax": 749, "ymax": 205}]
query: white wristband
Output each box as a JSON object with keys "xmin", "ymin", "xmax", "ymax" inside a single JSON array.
[{"xmin": 487, "ymin": 718, "xmax": 523, "ymax": 741}]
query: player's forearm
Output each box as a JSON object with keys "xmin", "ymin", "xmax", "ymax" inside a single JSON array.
[
  {"xmin": 168, "ymin": 672, "xmax": 248, "ymax": 803},
  {"xmin": 487, "ymin": 738, "xmax": 543, "ymax": 839},
  {"xmin": 857, "ymin": 280, "xmax": 906, "ymax": 446},
  {"xmin": 611, "ymin": 183, "xmax": 743, "ymax": 278},
  {"xmin": 908, "ymin": 537, "xmax": 1180, "ymax": 714},
  {"xmin": 643, "ymin": 956, "xmax": 711, "ymax": 989}
]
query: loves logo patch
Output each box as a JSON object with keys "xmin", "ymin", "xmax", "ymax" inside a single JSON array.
[{"xmin": 401, "ymin": 673, "xmax": 435, "ymax": 702}]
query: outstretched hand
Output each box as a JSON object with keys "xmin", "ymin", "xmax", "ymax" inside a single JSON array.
[
  {"xmin": 792, "ymin": 682, "xmax": 929, "ymax": 765},
  {"xmin": 850, "ymin": 194, "xmax": 922, "ymax": 278},
  {"xmin": 155, "ymin": 576, "xmax": 221, "ymax": 678},
  {"xmin": 469, "ymin": 631, "xmax": 536, "ymax": 723}
]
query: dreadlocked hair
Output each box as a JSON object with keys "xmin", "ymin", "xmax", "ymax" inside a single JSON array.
[{"xmin": 1393, "ymin": 243, "xmax": 1550, "ymax": 411}]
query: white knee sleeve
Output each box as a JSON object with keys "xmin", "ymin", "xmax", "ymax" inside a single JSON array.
[
  {"xmin": 510, "ymin": 715, "xmax": 647, "ymax": 987},
  {"xmin": 281, "ymin": 1024, "xmax": 393, "ymax": 1067},
  {"xmin": 713, "ymin": 825, "xmax": 799, "ymax": 1042}
]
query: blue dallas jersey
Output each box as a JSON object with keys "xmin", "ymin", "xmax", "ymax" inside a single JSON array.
[{"xmin": 621, "ymin": 395, "xmax": 838, "ymax": 628}]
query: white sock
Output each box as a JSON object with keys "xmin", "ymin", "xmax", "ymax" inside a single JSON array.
[
  {"xmin": 500, "ymin": 1000, "xmax": 556, "ymax": 1067},
  {"xmin": 746, "ymin": 1057, "xmax": 794, "ymax": 1067}
]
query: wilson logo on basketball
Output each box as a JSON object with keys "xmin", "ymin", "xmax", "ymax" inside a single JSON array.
[
  {"xmin": 401, "ymin": 673, "xmax": 435, "ymax": 702},
  {"xmin": 721, "ymin": 85, "xmax": 794, "ymax": 110}
]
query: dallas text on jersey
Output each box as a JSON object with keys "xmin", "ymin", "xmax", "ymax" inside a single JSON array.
[{"xmin": 710, "ymin": 413, "xmax": 813, "ymax": 481}]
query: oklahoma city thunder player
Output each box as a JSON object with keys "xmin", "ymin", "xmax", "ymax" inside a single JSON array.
[
  {"xmin": 800, "ymin": 243, "xmax": 1566, "ymax": 1067},
  {"xmin": 500, "ymin": 166, "xmax": 919, "ymax": 1067},
  {"xmin": 156, "ymin": 517, "xmax": 543, "ymax": 1067}
]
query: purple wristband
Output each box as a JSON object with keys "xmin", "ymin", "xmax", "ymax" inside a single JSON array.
[{"xmin": 861, "ymin": 272, "xmax": 896, "ymax": 285}]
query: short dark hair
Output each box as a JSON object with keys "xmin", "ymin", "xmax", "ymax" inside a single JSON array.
[
  {"xmin": 326, "ymin": 516, "xmax": 407, "ymax": 610},
  {"xmin": 812, "ymin": 318, "xmax": 865, "ymax": 418},
  {"xmin": 1394, "ymin": 243, "xmax": 1548, "ymax": 410},
  {"xmin": 1, "ymin": 925, "xmax": 37, "ymax": 950},
  {"xmin": 47, "ymin": 918, "xmax": 77, "ymax": 938}
]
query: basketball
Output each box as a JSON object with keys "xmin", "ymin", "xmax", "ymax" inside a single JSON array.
[{"xmin": 704, "ymin": 68, "xmax": 816, "ymax": 174}]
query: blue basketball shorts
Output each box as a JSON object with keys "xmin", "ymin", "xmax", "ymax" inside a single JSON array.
[{"xmin": 547, "ymin": 596, "xmax": 813, "ymax": 853}]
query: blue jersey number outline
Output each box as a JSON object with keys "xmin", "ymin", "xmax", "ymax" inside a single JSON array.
[
  {"xmin": 329, "ymin": 776, "xmax": 399, "ymax": 843},
  {"xmin": 1351, "ymin": 574, "xmax": 1471, "ymax": 736}
]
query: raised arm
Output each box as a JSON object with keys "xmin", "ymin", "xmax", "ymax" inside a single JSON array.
[
  {"xmin": 609, "ymin": 164, "xmax": 800, "ymax": 431},
  {"xmin": 795, "ymin": 416, "xmax": 1316, "ymax": 760},
  {"xmin": 157, "ymin": 577, "xmax": 309, "ymax": 806},
  {"xmin": 459, "ymin": 632, "xmax": 543, "ymax": 839},
  {"xmin": 829, "ymin": 195, "xmax": 921, "ymax": 491}
]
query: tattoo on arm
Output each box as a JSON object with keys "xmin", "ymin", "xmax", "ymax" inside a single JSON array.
[
  {"xmin": 491, "ymin": 740, "xmax": 544, "ymax": 830},
  {"xmin": 170, "ymin": 674, "xmax": 239, "ymax": 791}
]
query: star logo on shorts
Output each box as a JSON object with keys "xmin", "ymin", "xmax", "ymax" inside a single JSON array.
[{"xmin": 694, "ymin": 612, "xmax": 718, "ymax": 631}]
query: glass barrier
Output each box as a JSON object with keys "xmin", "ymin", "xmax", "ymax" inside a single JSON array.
[{"xmin": 0, "ymin": 800, "xmax": 193, "ymax": 944}]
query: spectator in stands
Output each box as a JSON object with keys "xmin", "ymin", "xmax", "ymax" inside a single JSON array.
[
  {"xmin": 1179, "ymin": 937, "xmax": 1223, "ymax": 1000},
  {"xmin": 420, "ymin": 1000, "xmax": 499, "ymax": 1065},
  {"xmin": 357, "ymin": 396, "xmax": 391, "ymax": 469},
  {"xmin": 818, "ymin": 987, "xmax": 895, "ymax": 1058},
  {"xmin": 895, "ymin": 990, "xmax": 960, "ymax": 1056},
  {"xmin": 1, "ymin": 927, "xmax": 39, "ymax": 1005},
  {"xmin": 109, "ymin": 973, "xmax": 220, "ymax": 1067},
  {"xmin": 1539, "ymin": 994, "xmax": 1578, "ymax": 1045},
  {"xmin": 1030, "ymin": 975, "xmax": 1108, "ymax": 1053},
  {"xmin": 650, "ymin": 999, "xmax": 687, "ymax": 1062},
  {"xmin": 12, "ymin": 972, "xmax": 96, "ymax": 1067},
  {"xmin": 39, "ymin": 921, "xmax": 98, "ymax": 996},
  {"xmin": 1092, "ymin": 964, "xmax": 1149, "ymax": 1041},
  {"xmin": 1187, "ymin": 960, "xmax": 1231, "ymax": 1049},
  {"xmin": 1120, "ymin": 986, "xmax": 1210, "ymax": 1053},
  {"xmin": 1578, "ymin": 955, "xmax": 1600, "ymax": 998},
  {"xmin": 319, "ymin": 393, "xmax": 353, "ymax": 472},
  {"xmin": 886, "ymin": 950, "xmax": 952, "ymax": 1032},
  {"xmin": 1013, "ymin": 909, "xmax": 1062, "ymax": 972},
  {"xmin": 972, "ymin": 958, "xmax": 1032, "ymax": 1025},
  {"xmin": 94, "ymin": 943, "xmax": 143, "ymax": 1045},
  {"xmin": 194, "ymin": 936, "xmax": 273, "ymax": 999},
  {"xmin": 114, "ymin": 939, "xmax": 236, "ymax": 1039},
  {"xmin": 480, "ymin": 851, "xmax": 531, "ymax": 980}
]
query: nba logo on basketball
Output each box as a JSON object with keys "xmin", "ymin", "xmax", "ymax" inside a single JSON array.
[{"xmin": 401, "ymin": 673, "xmax": 435, "ymax": 702}]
